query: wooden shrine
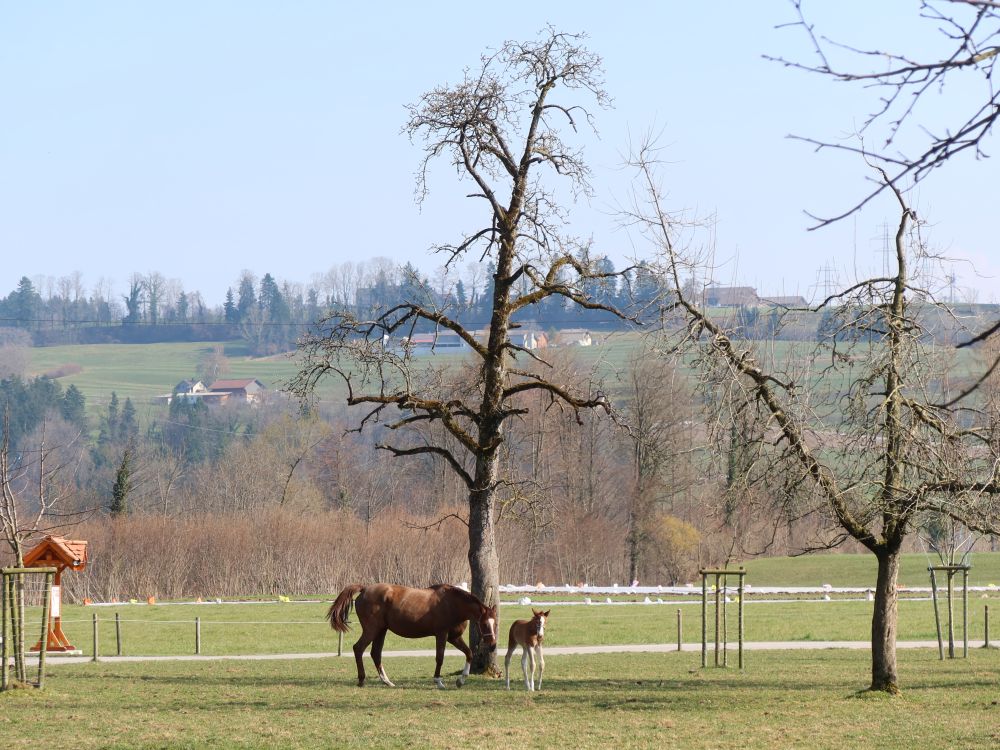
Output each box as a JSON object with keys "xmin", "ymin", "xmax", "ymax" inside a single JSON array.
[{"xmin": 24, "ymin": 536, "xmax": 88, "ymax": 653}]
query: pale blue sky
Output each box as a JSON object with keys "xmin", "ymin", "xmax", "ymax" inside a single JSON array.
[{"xmin": 2, "ymin": 1, "xmax": 996, "ymax": 307}]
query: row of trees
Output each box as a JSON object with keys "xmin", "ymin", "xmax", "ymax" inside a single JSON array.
[{"xmin": 1, "ymin": 255, "xmax": 657, "ymax": 355}]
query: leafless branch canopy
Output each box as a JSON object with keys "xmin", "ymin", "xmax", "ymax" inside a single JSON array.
[
  {"xmin": 770, "ymin": 0, "xmax": 1000, "ymax": 228},
  {"xmin": 626, "ymin": 145, "xmax": 1000, "ymax": 563},
  {"xmin": 291, "ymin": 29, "xmax": 637, "ymax": 492}
]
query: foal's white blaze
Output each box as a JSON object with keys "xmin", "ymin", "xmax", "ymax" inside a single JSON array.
[
  {"xmin": 486, "ymin": 617, "xmax": 497, "ymax": 640},
  {"xmin": 537, "ymin": 614, "xmax": 546, "ymax": 637}
]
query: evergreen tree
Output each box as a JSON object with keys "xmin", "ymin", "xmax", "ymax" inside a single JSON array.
[
  {"xmin": 109, "ymin": 447, "xmax": 133, "ymax": 516},
  {"xmin": 223, "ymin": 288, "xmax": 238, "ymax": 324},
  {"xmin": 478, "ymin": 261, "xmax": 497, "ymax": 319},
  {"xmin": 105, "ymin": 392, "xmax": 120, "ymax": 443},
  {"xmin": 176, "ymin": 291, "xmax": 189, "ymax": 323},
  {"xmin": 60, "ymin": 384, "xmax": 87, "ymax": 432},
  {"xmin": 119, "ymin": 397, "xmax": 139, "ymax": 443},
  {"xmin": 305, "ymin": 287, "xmax": 320, "ymax": 322},
  {"xmin": 10, "ymin": 277, "xmax": 41, "ymax": 329},
  {"xmin": 236, "ymin": 273, "xmax": 256, "ymax": 322}
]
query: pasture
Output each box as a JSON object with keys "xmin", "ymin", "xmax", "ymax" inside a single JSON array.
[
  {"xmin": 5, "ymin": 569, "xmax": 1000, "ymax": 748},
  {"xmin": 22, "ymin": 331, "xmax": 658, "ymax": 407},
  {"xmin": 43, "ymin": 594, "xmax": 999, "ymax": 658},
  {"xmin": 5, "ymin": 650, "xmax": 1000, "ymax": 748}
]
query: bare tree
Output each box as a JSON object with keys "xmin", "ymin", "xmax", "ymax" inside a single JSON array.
[
  {"xmin": 292, "ymin": 29, "xmax": 640, "ymax": 673},
  {"xmin": 0, "ymin": 411, "xmax": 87, "ymax": 684},
  {"xmin": 1, "ymin": 412, "xmax": 86, "ymax": 565},
  {"xmin": 197, "ymin": 344, "xmax": 230, "ymax": 385},
  {"xmin": 621, "ymin": 348, "xmax": 696, "ymax": 583},
  {"xmin": 772, "ymin": 0, "xmax": 1000, "ymax": 227},
  {"xmin": 628, "ymin": 147, "xmax": 1000, "ymax": 694}
]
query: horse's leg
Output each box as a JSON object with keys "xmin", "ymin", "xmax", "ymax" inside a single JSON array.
[
  {"xmin": 504, "ymin": 642, "xmax": 516, "ymax": 690},
  {"xmin": 448, "ymin": 633, "xmax": 473, "ymax": 688},
  {"xmin": 526, "ymin": 643, "xmax": 537, "ymax": 691},
  {"xmin": 433, "ymin": 633, "xmax": 447, "ymax": 690},
  {"xmin": 535, "ymin": 644, "xmax": 544, "ymax": 690},
  {"xmin": 352, "ymin": 630, "xmax": 374, "ymax": 688},
  {"xmin": 370, "ymin": 628, "xmax": 395, "ymax": 687},
  {"xmin": 520, "ymin": 646, "xmax": 531, "ymax": 691}
]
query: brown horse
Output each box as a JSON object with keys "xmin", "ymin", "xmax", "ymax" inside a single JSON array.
[
  {"xmin": 327, "ymin": 583, "xmax": 498, "ymax": 689},
  {"xmin": 504, "ymin": 609, "xmax": 549, "ymax": 691}
]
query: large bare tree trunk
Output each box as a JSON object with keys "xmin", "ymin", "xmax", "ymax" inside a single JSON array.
[
  {"xmin": 871, "ymin": 547, "xmax": 901, "ymax": 693},
  {"xmin": 468, "ymin": 466, "xmax": 500, "ymax": 674}
]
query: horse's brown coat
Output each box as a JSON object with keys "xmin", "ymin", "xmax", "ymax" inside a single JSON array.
[{"xmin": 328, "ymin": 582, "xmax": 498, "ymax": 688}]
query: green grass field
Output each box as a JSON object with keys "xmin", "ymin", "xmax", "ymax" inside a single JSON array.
[
  {"xmin": 27, "ymin": 341, "xmax": 308, "ymax": 408},
  {"xmin": 6, "ymin": 556, "xmax": 1000, "ymax": 747},
  {"xmin": 32, "ymin": 591, "xmax": 998, "ymax": 659},
  {"xmin": 26, "ymin": 336, "xmax": 646, "ymax": 408},
  {"xmin": 5, "ymin": 650, "xmax": 1000, "ymax": 748}
]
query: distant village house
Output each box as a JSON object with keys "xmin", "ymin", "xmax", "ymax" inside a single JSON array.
[{"xmin": 156, "ymin": 377, "xmax": 267, "ymax": 406}]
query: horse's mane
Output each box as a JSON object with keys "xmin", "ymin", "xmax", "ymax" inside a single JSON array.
[{"xmin": 428, "ymin": 583, "xmax": 489, "ymax": 609}]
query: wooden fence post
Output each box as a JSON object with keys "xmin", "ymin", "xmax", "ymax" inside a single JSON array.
[
  {"xmin": 92, "ymin": 612, "xmax": 99, "ymax": 663},
  {"xmin": 700, "ymin": 574, "xmax": 707, "ymax": 668},
  {"xmin": 985, "ymin": 605, "xmax": 991, "ymax": 649}
]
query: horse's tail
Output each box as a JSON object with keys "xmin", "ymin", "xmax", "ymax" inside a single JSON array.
[{"xmin": 327, "ymin": 584, "xmax": 364, "ymax": 632}]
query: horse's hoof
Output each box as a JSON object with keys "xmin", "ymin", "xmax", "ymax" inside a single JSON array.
[
  {"xmin": 455, "ymin": 678, "xmax": 465, "ymax": 689},
  {"xmin": 434, "ymin": 679, "xmax": 446, "ymax": 690}
]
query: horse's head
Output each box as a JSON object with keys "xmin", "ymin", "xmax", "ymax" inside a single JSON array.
[
  {"xmin": 532, "ymin": 609, "xmax": 550, "ymax": 637},
  {"xmin": 478, "ymin": 605, "xmax": 499, "ymax": 652}
]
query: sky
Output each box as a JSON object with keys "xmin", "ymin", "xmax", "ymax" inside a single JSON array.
[{"xmin": 2, "ymin": 1, "xmax": 998, "ymax": 308}]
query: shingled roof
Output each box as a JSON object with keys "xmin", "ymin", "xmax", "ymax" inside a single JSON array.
[{"xmin": 23, "ymin": 536, "xmax": 88, "ymax": 570}]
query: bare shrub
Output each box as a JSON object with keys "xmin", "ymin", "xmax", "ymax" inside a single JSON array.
[{"xmin": 42, "ymin": 363, "xmax": 83, "ymax": 379}]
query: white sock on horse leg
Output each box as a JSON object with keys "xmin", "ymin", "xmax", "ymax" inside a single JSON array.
[
  {"xmin": 377, "ymin": 665, "xmax": 395, "ymax": 687},
  {"xmin": 434, "ymin": 677, "xmax": 446, "ymax": 689}
]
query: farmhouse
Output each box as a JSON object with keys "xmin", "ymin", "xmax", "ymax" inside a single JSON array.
[
  {"xmin": 155, "ymin": 377, "xmax": 267, "ymax": 405},
  {"xmin": 705, "ymin": 286, "xmax": 760, "ymax": 307},
  {"xmin": 208, "ymin": 378, "xmax": 267, "ymax": 404}
]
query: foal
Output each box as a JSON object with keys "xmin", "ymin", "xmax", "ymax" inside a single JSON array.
[{"xmin": 504, "ymin": 609, "xmax": 549, "ymax": 691}]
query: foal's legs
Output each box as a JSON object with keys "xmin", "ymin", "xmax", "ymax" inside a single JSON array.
[
  {"xmin": 370, "ymin": 628, "xmax": 395, "ymax": 687},
  {"xmin": 535, "ymin": 643, "xmax": 544, "ymax": 690},
  {"xmin": 504, "ymin": 641, "xmax": 517, "ymax": 690},
  {"xmin": 448, "ymin": 632, "xmax": 473, "ymax": 688},
  {"xmin": 522, "ymin": 645, "xmax": 537, "ymax": 691}
]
